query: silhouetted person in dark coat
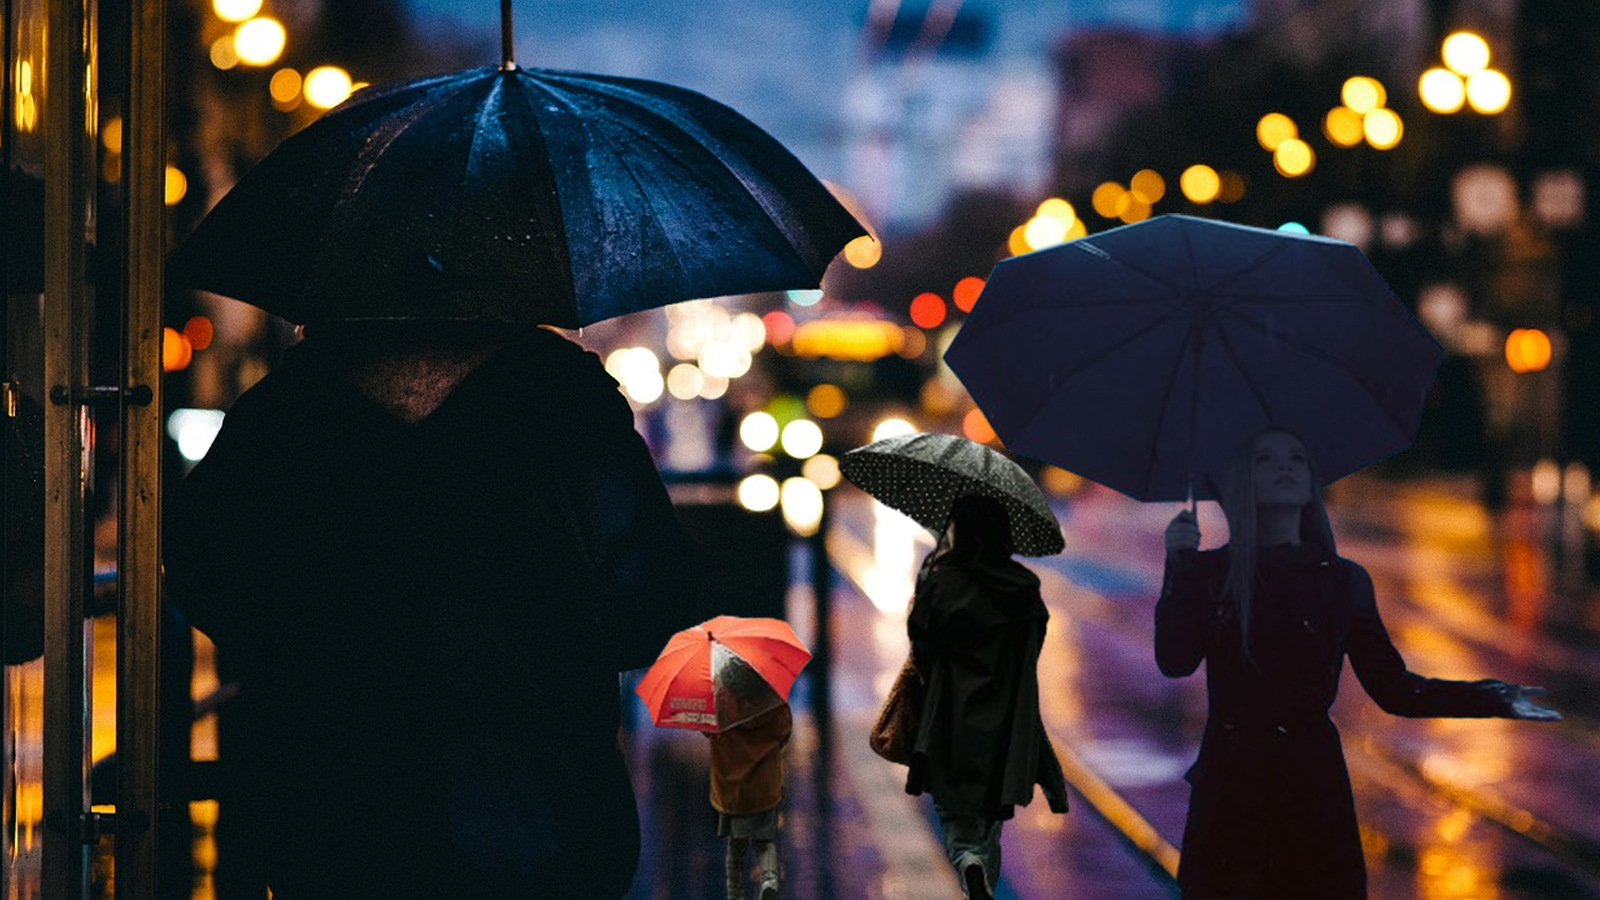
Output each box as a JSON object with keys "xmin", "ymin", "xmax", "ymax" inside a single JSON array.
[
  {"xmin": 906, "ymin": 495, "xmax": 1069, "ymax": 900},
  {"xmin": 1158, "ymin": 428, "xmax": 1560, "ymax": 900},
  {"xmin": 165, "ymin": 320, "xmax": 703, "ymax": 899}
]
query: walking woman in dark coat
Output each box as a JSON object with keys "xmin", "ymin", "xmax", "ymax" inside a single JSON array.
[
  {"xmin": 1158, "ymin": 428, "xmax": 1560, "ymax": 900},
  {"xmin": 165, "ymin": 321, "xmax": 703, "ymax": 900},
  {"xmin": 907, "ymin": 494, "xmax": 1070, "ymax": 900}
]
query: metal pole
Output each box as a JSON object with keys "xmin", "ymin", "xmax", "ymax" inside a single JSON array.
[
  {"xmin": 501, "ymin": 0, "xmax": 515, "ymax": 69},
  {"xmin": 117, "ymin": 0, "xmax": 166, "ymax": 891},
  {"xmin": 809, "ymin": 499, "xmax": 832, "ymax": 739},
  {"xmin": 42, "ymin": 0, "xmax": 93, "ymax": 894}
]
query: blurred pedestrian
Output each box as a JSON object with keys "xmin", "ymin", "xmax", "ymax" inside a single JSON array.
[
  {"xmin": 705, "ymin": 697, "xmax": 792, "ymax": 900},
  {"xmin": 906, "ymin": 494, "xmax": 1070, "ymax": 900},
  {"xmin": 165, "ymin": 319, "xmax": 703, "ymax": 899},
  {"xmin": 1158, "ymin": 427, "xmax": 1561, "ymax": 900}
]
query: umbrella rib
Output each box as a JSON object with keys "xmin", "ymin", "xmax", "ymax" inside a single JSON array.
[
  {"xmin": 1200, "ymin": 239, "xmax": 1296, "ymax": 294},
  {"xmin": 1036, "ymin": 306, "xmax": 1189, "ymax": 394},
  {"xmin": 1076, "ymin": 242, "xmax": 1186, "ymax": 294},
  {"xmin": 1214, "ymin": 309, "xmax": 1417, "ymax": 440},
  {"xmin": 1138, "ymin": 318, "xmax": 1202, "ymax": 498}
]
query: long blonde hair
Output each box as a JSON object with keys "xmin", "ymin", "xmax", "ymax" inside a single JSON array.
[{"xmin": 1219, "ymin": 427, "xmax": 1337, "ymax": 666}]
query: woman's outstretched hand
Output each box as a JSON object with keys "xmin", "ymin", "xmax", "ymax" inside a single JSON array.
[
  {"xmin": 1506, "ymin": 685, "xmax": 1562, "ymax": 721},
  {"xmin": 1165, "ymin": 510, "xmax": 1201, "ymax": 556}
]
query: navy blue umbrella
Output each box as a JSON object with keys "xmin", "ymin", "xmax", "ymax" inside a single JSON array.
[
  {"xmin": 169, "ymin": 61, "xmax": 864, "ymax": 327},
  {"xmin": 944, "ymin": 215, "xmax": 1442, "ymax": 503}
]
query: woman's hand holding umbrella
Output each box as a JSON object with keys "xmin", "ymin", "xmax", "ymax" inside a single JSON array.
[{"xmin": 1164, "ymin": 510, "xmax": 1201, "ymax": 555}]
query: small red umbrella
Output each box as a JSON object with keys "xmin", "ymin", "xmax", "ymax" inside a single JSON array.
[{"xmin": 635, "ymin": 615, "xmax": 811, "ymax": 733}]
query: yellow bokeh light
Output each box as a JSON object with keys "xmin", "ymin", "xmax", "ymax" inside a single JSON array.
[
  {"xmin": 1274, "ymin": 139, "xmax": 1315, "ymax": 177},
  {"xmin": 164, "ymin": 165, "xmax": 188, "ymax": 206},
  {"xmin": 213, "ymin": 0, "xmax": 263, "ymax": 22},
  {"xmin": 1007, "ymin": 224, "xmax": 1031, "ymax": 256},
  {"xmin": 100, "ymin": 116, "xmax": 122, "ymax": 154},
  {"xmin": 802, "ymin": 454, "xmax": 843, "ymax": 490},
  {"xmin": 1092, "ymin": 182, "xmax": 1127, "ymax": 219},
  {"xmin": 1065, "ymin": 218, "xmax": 1088, "ymax": 239},
  {"xmin": 1035, "ymin": 197, "xmax": 1077, "ymax": 228},
  {"xmin": 781, "ymin": 419, "xmax": 825, "ymax": 459},
  {"xmin": 233, "ymin": 17, "xmax": 286, "ymax": 67},
  {"xmin": 737, "ymin": 474, "xmax": 781, "ymax": 513},
  {"xmin": 740, "ymin": 411, "xmax": 780, "ymax": 452},
  {"xmin": 1323, "ymin": 106, "xmax": 1364, "ymax": 147},
  {"xmin": 1256, "ymin": 112, "xmax": 1298, "ymax": 151},
  {"xmin": 872, "ymin": 418, "xmax": 916, "ymax": 442},
  {"xmin": 304, "ymin": 66, "xmax": 354, "ymax": 110},
  {"xmin": 1419, "ymin": 68, "xmax": 1468, "ymax": 113},
  {"xmin": 780, "ymin": 476, "xmax": 825, "ymax": 536},
  {"xmin": 806, "ymin": 383, "xmax": 847, "ymax": 419},
  {"xmin": 1466, "ymin": 69, "xmax": 1511, "ymax": 114},
  {"xmin": 1505, "ymin": 328, "xmax": 1551, "ymax": 373},
  {"xmin": 209, "ymin": 35, "xmax": 240, "ymax": 70},
  {"xmin": 1363, "ymin": 108, "xmax": 1402, "ymax": 149},
  {"xmin": 269, "ymin": 68, "xmax": 303, "ymax": 105},
  {"xmin": 1442, "ymin": 31, "xmax": 1491, "ymax": 76},
  {"xmin": 1119, "ymin": 197, "xmax": 1152, "ymax": 223},
  {"xmin": 1129, "ymin": 169, "xmax": 1165, "ymax": 204},
  {"xmin": 1180, "ymin": 165, "xmax": 1221, "ymax": 203},
  {"xmin": 1024, "ymin": 215, "xmax": 1068, "ymax": 250},
  {"xmin": 844, "ymin": 234, "xmax": 881, "ymax": 269},
  {"xmin": 962, "ymin": 408, "xmax": 996, "ymax": 443},
  {"xmin": 1341, "ymin": 77, "xmax": 1387, "ymax": 115}
]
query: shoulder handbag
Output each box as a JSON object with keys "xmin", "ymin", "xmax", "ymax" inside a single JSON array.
[{"xmin": 868, "ymin": 657, "xmax": 925, "ymax": 765}]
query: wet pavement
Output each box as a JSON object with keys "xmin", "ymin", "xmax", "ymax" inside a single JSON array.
[{"xmin": 622, "ymin": 474, "xmax": 1600, "ymax": 900}]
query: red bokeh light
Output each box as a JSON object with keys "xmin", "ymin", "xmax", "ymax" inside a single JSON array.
[
  {"xmin": 953, "ymin": 276, "xmax": 985, "ymax": 312},
  {"xmin": 909, "ymin": 292, "xmax": 946, "ymax": 329},
  {"xmin": 762, "ymin": 310, "xmax": 796, "ymax": 345}
]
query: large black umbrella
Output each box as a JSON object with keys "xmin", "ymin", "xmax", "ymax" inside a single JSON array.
[
  {"xmin": 169, "ymin": 39, "xmax": 863, "ymax": 326},
  {"xmin": 840, "ymin": 432, "xmax": 1064, "ymax": 556},
  {"xmin": 944, "ymin": 215, "xmax": 1442, "ymax": 503}
]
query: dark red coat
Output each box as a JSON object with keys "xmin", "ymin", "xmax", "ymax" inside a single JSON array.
[
  {"xmin": 1157, "ymin": 542, "xmax": 1512, "ymax": 900},
  {"xmin": 906, "ymin": 558, "xmax": 1070, "ymax": 820},
  {"xmin": 165, "ymin": 327, "xmax": 702, "ymax": 899}
]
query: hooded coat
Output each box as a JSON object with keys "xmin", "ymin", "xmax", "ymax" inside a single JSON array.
[
  {"xmin": 1157, "ymin": 542, "xmax": 1516, "ymax": 900},
  {"xmin": 905, "ymin": 557, "xmax": 1070, "ymax": 820},
  {"xmin": 165, "ymin": 326, "xmax": 703, "ymax": 900}
]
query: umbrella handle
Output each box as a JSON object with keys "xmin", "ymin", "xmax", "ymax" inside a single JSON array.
[{"xmin": 1186, "ymin": 475, "xmax": 1196, "ymax": 517}]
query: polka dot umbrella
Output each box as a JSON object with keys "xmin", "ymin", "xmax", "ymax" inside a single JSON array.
[{"xmin": 840, "ymin": 432, "xmax": 1065, "ymax": 556}]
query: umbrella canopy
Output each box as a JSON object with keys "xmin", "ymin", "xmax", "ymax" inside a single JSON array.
[
  {"xmin": 944, "ymin": 215, "xmax": 1442, "ymax": 503},
  {"xmin": 168, "ymin": 65, "xmax": 865, "ymax": 327},
  {"xmin": 840, "ymin": 432, "xmax": 1064, "ymax": 556},
  {"xmin": 635, "ymin": 616, "xmax": 810, "ymax": 733}
]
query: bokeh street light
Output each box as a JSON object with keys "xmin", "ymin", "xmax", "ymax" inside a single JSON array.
[
  {"xmin": 1273, "ymin": 139, "xmax": 1315, "ymax": 177},
  {"xmin": 304, "ymin": 65, "xmax": 354, "ymax": 109},
  {"xmin": 1341, "ymin": 77, "xmax": 1386, "ymax": 114},
  {"xmin": 1324, "ymin": 106, "xmax": 1364, "ymax": 147},
  {"xmin": 233, "ymin": 17, "xmax": 286, "ymax": 66},
  {"xmin": 1466, "ymin": 69, "xmax": 1512, "ymax": 114},
  {"xmin": 1180, "ymin": 164, "xmax": 1221, "ymax": 203},
  {"xmin": 1362, "ymin": 108, "xmax": 1403, "ymax": 150},
  {"xmin": 1256, "ymin": 112, "xmax": 1297, "ymax": 151},
  {"xmin": 1419, "ymin": 68, "xmax": 1468, "ymax": 113},
  {"xmin": 1442, "ymin": 31, "xmax": 1491, "ymax": 75}
]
